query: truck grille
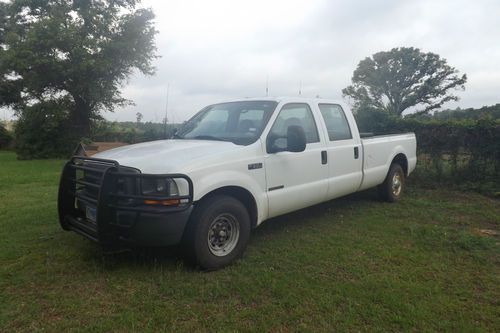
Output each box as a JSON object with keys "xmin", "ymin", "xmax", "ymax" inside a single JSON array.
[{"xmin": 58, "ymin": 157, "xmax": 120, "ymax": 241}]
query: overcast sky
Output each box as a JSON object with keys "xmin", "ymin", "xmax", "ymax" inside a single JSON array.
[{"xmin": 5, "ymin": 0, "xmax": 499, "ymax": 122}]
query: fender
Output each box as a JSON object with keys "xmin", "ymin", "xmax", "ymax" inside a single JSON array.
[
  {"xmin": 190, "ymin": 169, "xmax": 269, "ymax": 224},
  {"xmin": 386, "ymin": 145, "xmax": 407, "ymax": 168},
  {"xmin": 384, "ymin": 133, "xmax": 416, "ymax": 176}
]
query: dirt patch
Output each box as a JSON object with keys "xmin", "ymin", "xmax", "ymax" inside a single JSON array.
[{"xmin": 472, "ymin": 228, "xmax": 499, "ymax": 238}]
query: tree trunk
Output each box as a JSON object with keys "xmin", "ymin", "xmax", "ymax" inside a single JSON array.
[{"xmin": 71, "ymin": 96, "xmax": 92, "ymax": 140}]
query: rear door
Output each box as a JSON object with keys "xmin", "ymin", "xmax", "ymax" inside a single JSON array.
[
  {"xmin": 264, "ymin": 102, "xmax": 328, "ymax": 218},
  {"xmin": 317, "ymin": 103, "xmax": 363, "ymax": 199}
]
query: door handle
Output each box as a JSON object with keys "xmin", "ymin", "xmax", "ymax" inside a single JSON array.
[
  {"xmin": 354, "ymin": 147, "xmax": 359, "ymax": 159},
  {"xmin": 321, "ymin": 150, "xmax": 327, "ymax": 164}
]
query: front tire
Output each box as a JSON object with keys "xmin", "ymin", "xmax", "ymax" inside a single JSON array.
[
  {"xmin": 186, "ymin": 195, "xmax": 251, "ymax": 270},
  {"xmin": 378, "ymin": 163, "xmax": 405, "ymax": 202}
]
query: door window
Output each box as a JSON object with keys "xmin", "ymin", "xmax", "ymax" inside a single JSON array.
[
  {"xmin": 318, "ymin": 104, "xmax": 352, "ymax": 141},
  {"xmin": 268, "ymin": 103, "xmax": 319, "ymax": 150}
]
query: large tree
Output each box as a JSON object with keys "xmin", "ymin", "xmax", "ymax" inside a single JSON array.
[
  {"xmin": 0, "ymin": 0, "xmax": 157, "ymax": 139},
  {"xmin": 342, "ymin": 47, "xmax": 467, "ymax": 116}
]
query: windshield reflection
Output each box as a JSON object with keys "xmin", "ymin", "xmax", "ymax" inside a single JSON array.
[{"xmin": 176, "ymin": 101, "xmax": 278, "ymax": 145}]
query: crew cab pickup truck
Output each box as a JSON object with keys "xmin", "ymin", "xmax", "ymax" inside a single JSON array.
[{"xmin": 58, "ymin": 97, "xmax": 416, "ymax": 269}]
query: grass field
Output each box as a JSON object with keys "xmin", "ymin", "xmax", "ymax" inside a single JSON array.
[{"xmin": 0, "ymin": 150, "xmax": 499, "ymax": 332}]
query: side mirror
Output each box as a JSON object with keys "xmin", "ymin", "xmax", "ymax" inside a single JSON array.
[{"xmin": 286, "ymin": 125, "xmax": 306, "ymax": 152}]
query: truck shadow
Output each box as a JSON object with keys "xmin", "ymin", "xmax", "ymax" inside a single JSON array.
[
  {"xmin": 252, "ymin": 188, "xmax": 380, "ymax": 237},
  {"xmin": 85, "ymin": 188, "xmax": 381, "ymax": 271}
]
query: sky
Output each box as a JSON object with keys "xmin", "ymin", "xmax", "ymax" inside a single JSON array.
[{"xmin": 4, "ymin": 0, "xmax": 500, "ymax": 122}]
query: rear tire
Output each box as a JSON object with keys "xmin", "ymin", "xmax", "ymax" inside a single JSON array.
[
  {"xmin": 378, "ymin": 163, "xmax": 405, "ymax": 202},
  {"xmin": 184, "ymin": 195, "xmax": 251, "ymax": 270}
]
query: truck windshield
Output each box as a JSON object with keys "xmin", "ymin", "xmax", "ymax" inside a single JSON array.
[{"xmin": 176, "ymin": 101, "xmax": 278, "ymax": 145}]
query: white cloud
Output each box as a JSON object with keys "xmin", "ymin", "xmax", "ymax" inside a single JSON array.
[{"xmin": 107, "ymin": 0, "xmax": 500, "ymax": 122}]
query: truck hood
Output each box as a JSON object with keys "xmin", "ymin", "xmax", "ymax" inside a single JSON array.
[{"xmin": 93, "ymin": 139, "xmax": 240, "ymax": 174}]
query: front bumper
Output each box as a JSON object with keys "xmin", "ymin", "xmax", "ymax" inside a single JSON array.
[{"xmin": 58, "ymin": 156, "xmax": 194, "ymax": 247}]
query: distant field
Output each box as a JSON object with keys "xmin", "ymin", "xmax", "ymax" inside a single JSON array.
[{"xmin": 0, "ymin": 151, "xmax": 499, "ymax": 332}]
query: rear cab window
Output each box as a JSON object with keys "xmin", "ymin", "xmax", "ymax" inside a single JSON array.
[{"xmin": 318, "ymin": 104, "xmax": 352, "ymax": 141}]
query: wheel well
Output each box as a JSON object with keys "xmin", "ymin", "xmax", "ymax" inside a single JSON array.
[
  {"xmin": 197, "ymin": 186, "xmax": 258, "ymax": 228},
  {"xmin": 392, "ymin": 153, "xmax": 408, "ymax": 176}
]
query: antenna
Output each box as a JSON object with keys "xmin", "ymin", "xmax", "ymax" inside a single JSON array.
[{"xmin": 299, "ymin": 80, "xmax": 302, "ymax": 96}]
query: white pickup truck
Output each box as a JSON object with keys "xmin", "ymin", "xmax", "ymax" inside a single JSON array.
[{"xmin": 58, "ymin": 97, "xmax": 416, "ymax": 269}]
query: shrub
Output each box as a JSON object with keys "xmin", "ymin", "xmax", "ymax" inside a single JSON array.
[
  {"xmin": 14, "ymin": 102, "xmax": 77, "ymax": 159},
  {"xmin": 0, "ymin": 122, "xmax": 13, "ymax": 149},
  {"xmin": 354, "ymin": 106, "xmax": 400, "ymax": 134},
  {"xmin": 404, "ymin": 118, "xmax": 500, "ymax": 181}
]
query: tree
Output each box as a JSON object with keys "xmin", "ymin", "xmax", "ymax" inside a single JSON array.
[
  {"xmin": 0, "ymin": 121, "xmax": 12, "ymax": 148},
  {"xmin": 342, "ymin": 47, "xmax": 467, "ymax": 116},
  {"xmin": 136, "ymin": 111, "xmax": 143, "ymax": 124},
  {"xmin": 0, "ymin": 0, "xmax": 157, "ymax": 142}
]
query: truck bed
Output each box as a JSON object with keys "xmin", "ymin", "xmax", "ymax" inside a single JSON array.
[{"xmin": 359, "ymin": 133, "xmax": 417, "ymax": 191}]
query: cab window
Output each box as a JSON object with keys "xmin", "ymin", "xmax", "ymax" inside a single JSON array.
[
  {"xmin": 268, "ymin": 103, "xmax": 319, "ymax": 150},
  {"xmin": 318, "ymin": 104, "xmax": 352, "ymax": 141}
]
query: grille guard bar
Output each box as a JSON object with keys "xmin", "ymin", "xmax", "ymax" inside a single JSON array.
[{"xmin": 57, "ymin": 155, "xmax": 194, "ymax": 243}]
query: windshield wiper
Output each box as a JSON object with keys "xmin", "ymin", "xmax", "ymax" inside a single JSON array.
[{"xmin": 192, "ymin": 135, "xmax": 231, "ymax": 142}]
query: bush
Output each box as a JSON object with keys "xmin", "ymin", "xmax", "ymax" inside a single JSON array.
[
  {"xmin": 14, "ymin": 101, "xmax": 77, "ymax": 159},
  {"xmin": 0, "ymin": 122, "xmax": 13, "ymax": 149},
  {"xmin": 354, "ymin": 106, "xmax": 400, "ymax": 134}
]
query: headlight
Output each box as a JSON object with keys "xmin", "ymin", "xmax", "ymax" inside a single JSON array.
[{"xmin": 141, "ymin": 178, "xmax": 179, "ymax": 197}]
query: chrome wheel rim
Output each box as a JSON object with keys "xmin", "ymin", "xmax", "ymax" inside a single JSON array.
[
  {"xmin": 392, "ymin": 173, "xmax": 402, "ymax": 196},
  {"xmin": 207, "ymin": 213, "xmax": 240, "ymax": 257}
]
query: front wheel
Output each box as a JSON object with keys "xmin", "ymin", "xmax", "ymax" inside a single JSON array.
[
  {"xmin": 185, "ymin": 195, "xmax": 251, "ymax": 270},
  {"xmin": 378, "ymin": 163, "xmax": 405, "ymax": 202}
]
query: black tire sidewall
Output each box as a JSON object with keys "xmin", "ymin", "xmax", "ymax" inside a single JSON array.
[
  {"xmin": 383, "ymin": 164, "xmax": 405, "ymax": 202},
  {"xmin": 191, "ymin": 195, "xmax": 251, "ymax": 270}
]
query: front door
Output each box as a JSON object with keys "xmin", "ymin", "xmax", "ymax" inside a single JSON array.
[{"xmin": 264, "ymin": 103, "xmax": 328, "ymax": 218}]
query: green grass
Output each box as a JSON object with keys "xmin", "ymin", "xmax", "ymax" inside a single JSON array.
[{"xmin": 1, "ymin": 150, "xmax": 499, "ymax": 332}]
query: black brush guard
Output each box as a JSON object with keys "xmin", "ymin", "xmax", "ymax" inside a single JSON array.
[{"xmin": 58, "ymin": 156, "xmax": 193, "ymax": 245}]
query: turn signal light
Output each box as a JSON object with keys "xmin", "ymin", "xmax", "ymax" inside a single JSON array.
[{"xmin": 143, "ymin": 199, "xmax": 180, "ymax": 206}]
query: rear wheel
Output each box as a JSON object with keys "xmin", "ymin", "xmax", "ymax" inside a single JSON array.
[
  {"xmin": 185, "ymin": 195, "xmax": 251, "ymax": 270},
  {"xmin": 378, "ymin": 163, "xmax": 405, "ymax": 202}
]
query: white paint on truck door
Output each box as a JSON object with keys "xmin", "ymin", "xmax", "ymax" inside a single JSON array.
[{"xmin": 264, "ymin": 103, "xmax": 328, "ymax": 218}]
